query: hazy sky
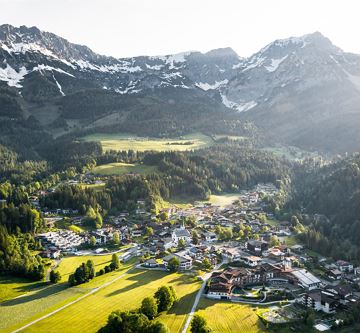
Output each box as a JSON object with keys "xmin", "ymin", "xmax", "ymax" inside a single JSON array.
[{"xmin": 1, "ymin": 0, "xmax": 359, "ymax": 58}]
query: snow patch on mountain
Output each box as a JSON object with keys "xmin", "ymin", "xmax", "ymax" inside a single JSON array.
[
  {"xmin": 221, "ymin": 93, "xmax": 257, "ymax": 112},
  {"xmin": 265, "ymin": 55, "xmax": 288, "ymax": 72},
  {"xmin": 243, "ymin": 56, "xmax": 266, "ymax": 72},
  {"xmin": 74, "ymin": 60, "xmax": 142, "ymax": 73},
  {"xmin": 0, "ymin": 63, "xmax": 28, "ymax": 88},
  {"xmin": 52, "ymin": 74, "xmax": 65, "ymax": 96},
  {"xmin": 155, "ymin": 52, "xmax": 192, "ymax": 69},
  {"xmin": 33, "ymin": 64, "xmax": 75, "ymax": 77},
  {"xmin": 195, "ymin": 79, "xmax": 228, "ymax": 91},
  {"xmin": 146, "ymin": 64, "xmax": 163, "ymax": 70}
]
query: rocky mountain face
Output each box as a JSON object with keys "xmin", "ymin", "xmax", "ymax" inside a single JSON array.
[{"xmin": 1, "ymin": 24, "xmax": 360, "ymax": 153}]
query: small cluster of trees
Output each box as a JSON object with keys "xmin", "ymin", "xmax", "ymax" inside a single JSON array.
[
  {"xmin": 99, "ymin": 285, "xmax": 178, "ymax": 333},
  {"xmin": 50, "ymin": 270, "xmax": 62, "ymax": 283},
  {"xmin": 190, "ymin": 314, "xmax": 211, "ymax": 333},
  {"xmin": 68, "ymin": 260, "xmax": 95, "ymax": 286},
  {"xmin": 97, "ymin": 254, "xmax": 120, "ymax": 276}
]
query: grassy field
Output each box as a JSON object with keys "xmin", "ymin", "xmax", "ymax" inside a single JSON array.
[
  {"xmin": 81, "ymin": 133, "xmax": 213, "ymax": 152},
  {"xmin": 0, "ymin": 259, "xmax": 134, "ymax": 333},
  {"xmin": 262, "ymin": 145, "xmax": 319, "ymax": 162},
  {"xmin": 79, "ymin": 183, "xmax": 106, "ymax": 191},
  {"xmin": 194, "ymin": 298, "xmax": 266, "ymax": 333},
  {"xmin": 17, "ymin": 270, "xmax": 201, "ymax": 333},
  {"xmin": 206, "ymin": 193, "xmax": 241, "ymax": 207},
  {"xmin": 57, "ymin": 254, "xmax": 116, "ymax": 281},
  {"xmin": 0, "ymin": 277, "xmax": 46, "ymax": 303},
  {"xmin": 92, "ymin": 162, "xmax": 158, "ymax": 176},
  {"xmin": 0, "ymin": 283, "xmax": 87, "ymax": 332}
]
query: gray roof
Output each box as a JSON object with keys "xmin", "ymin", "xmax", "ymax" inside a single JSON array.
[{"xmin": 173, "ymin": 229, "xmax": 191, "ymax": 237}]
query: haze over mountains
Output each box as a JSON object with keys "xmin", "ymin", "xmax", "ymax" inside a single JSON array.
[{"xmin": 1, "ymin": 24, "xmax": 360, "ymax": 153}]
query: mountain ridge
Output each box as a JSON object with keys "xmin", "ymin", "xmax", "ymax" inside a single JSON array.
[{"xmin": 1, "ymin": 24, "xmax": 360, "ymax": 154}]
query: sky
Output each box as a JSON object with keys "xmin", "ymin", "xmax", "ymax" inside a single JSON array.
[{"xmin": 0, "ymin": 0, "xmax": 360, "ymax": 58}]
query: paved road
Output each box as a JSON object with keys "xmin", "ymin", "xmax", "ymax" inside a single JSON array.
[
  {"xmin": 11, "ymin": 267, "xmax": 134, "ymax": 333},
  {"xmin": 181, "ymin": 261, "xmax": 224, "ymax": 333}
]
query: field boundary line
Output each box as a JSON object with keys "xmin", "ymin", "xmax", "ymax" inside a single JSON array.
[{"xmin": 11, "ymin": 267, "xmax": 134, "ymax": 333}]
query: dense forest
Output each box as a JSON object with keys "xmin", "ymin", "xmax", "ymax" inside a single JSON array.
[
  {"xmin": 287, "ymin": 154, "xmax": 360, "ymax": 261},
  {"xmin": 41, "ymin": 143, "xmax": 291, "ymax": 216}
]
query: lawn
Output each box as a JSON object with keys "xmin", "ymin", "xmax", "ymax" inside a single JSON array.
[
  {"xmin": 92, "ymin": 162, "xmax": 158, "ymax": 176},
  {"xmin": 19, "ymin": 270, "xmax": 202, "ymax": 333},
  {"xmin": 194, "ymin": 298, "xmax": 266, "ymax": 333},
  {"xmin": 81, "ymin": 133, "xmax": 213, "ymax": 152},
  {"xmin": 0, "ymin": 276, "xmax": 47, "ymax": 303}
]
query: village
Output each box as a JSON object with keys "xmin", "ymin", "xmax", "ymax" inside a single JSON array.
[{"xmin": 33, "ymin": 181, "xmax": 360, "ymax": 332}]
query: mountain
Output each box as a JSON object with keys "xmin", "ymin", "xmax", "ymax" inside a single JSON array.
[
  {"xmin": 222, "ymin": 32, "xmax": 360, "ymax": 153},
  {"xmin": 1, "ymin": 24, "xmax": 360, "ymax": 154}
]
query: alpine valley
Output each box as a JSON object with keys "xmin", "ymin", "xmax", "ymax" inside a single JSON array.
[{"xmin": 4, "ymin": 23, "xmax": 360, "ymax": 333}]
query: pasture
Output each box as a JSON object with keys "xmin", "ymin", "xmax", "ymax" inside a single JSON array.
[
  {"xmin": 81, "ymin": 133, "xmax": 213, "ymax": 152},
  {"xmin": 92, "ymin": 162, "xmax": 158, "ymax": 176},
  {"xmin": 0, "ymin": 276, "xmax": 46, "ymax": 303},
  {"xmin": 19, "ymin": 269, "xmax": 201, "ymax": 333},
  {"xmin": 194, "ymin": 298, "xmax": 266, "ymax": 333},
  {"xmin": 207, "ymin": 193, "xmax": 242, "ymax": 207}
]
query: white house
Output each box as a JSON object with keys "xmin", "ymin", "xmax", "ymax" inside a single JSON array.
[
  {"xmin": 163, "ymin": 252, "xmax": 193, "ymax": 270},
  {"xmin": 241, "ymin": 255, "xmax": 262, "ymax": 267}
]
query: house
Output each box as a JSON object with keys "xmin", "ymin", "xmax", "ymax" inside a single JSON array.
[
  {"xmin": 143, "ymin": 258, "xmax": 159, "ymax": 268},
  {"xmin": 160, "ymin": 237, "xmax": 175, "ymax": 250},
  {"xmin": 336, "ymin": 260, "xmax": 354, "ymax": 273},
  {"xmin": 163, "ymin": 253, "xmax": 193, "ymax": 270},
  {"xmin": 325, "ymin": 284, "xmax": 354, "ymax": 305},
  {"xmin": 222, "ymin": 247, "xmax": 242, "ymax": 261},
  {"xmin": 328, "ymin": 269, "xmax": 343, "ymax": 280},
  {"xmin": 201, "ymin": 231, "xmax": 218, "ymax": 243},
  {"xmin": 247, "ymin": 240, "xmax": 268, "ymax": 255},
  {"xmin": 241, "ymin": 255, "xmax": 262, "ymax": 267},
  {"xmin": 302, "ymin": 291, "xmax": 338, "ymax": 314},
  {"xmin": 171, "ymin": 227, "xmax": 191, "ymax": 245},
  {"xmin": 207, "ymin": 281, "xmax": 232, "ymax": 300}
]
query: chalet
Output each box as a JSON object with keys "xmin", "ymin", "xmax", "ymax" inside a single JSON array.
[
  {"xmin": 241, "ymin": 255, "xmax": 262, "ymax": 267},
  {"xmin": 336, "ymin": 260, "xmax": 354, "ymax": 273},
  {"xmin": 163, "ymin": 253, "xmax": 193, "ymax": 270},
  {"xmin": 328, "ymin": 269, "xmax": 343, "ymax": 280},
  {"xmin": 247, "ymin": 239, "xmax": 268, "ymax": 255},
  {"xmin": 302, "ymin": 291, "xmax": 338, "ymax": 314},
  {"xmin": 201, "ymin": 231, "xmax": 218, "ymax": 243},
  {"xmin": 325, "ymin": 284, "xmax": 354, "ymax": 305},
  {"xmin": 160, "ymin": 237, "xmax": 175, "ymax": 250},
  {"xmin": 143, "ymin": 258, "xmax": 159, "ymax": 268},
  {"xmin": 208, "ymin": 264, "xmax": 281, "ymax": 299},
  {"xmin": 290, "ymin": 244, "xmax": 304, "ymax": 253}
]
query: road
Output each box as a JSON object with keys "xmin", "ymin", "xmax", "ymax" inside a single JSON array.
[
  {"xmin": 181, "ymin": 261, "xmax": 224, "ymax": 333},
  {"xmin": 11, "ymin": 267, "xmax": 134, "ymax": 333}
]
